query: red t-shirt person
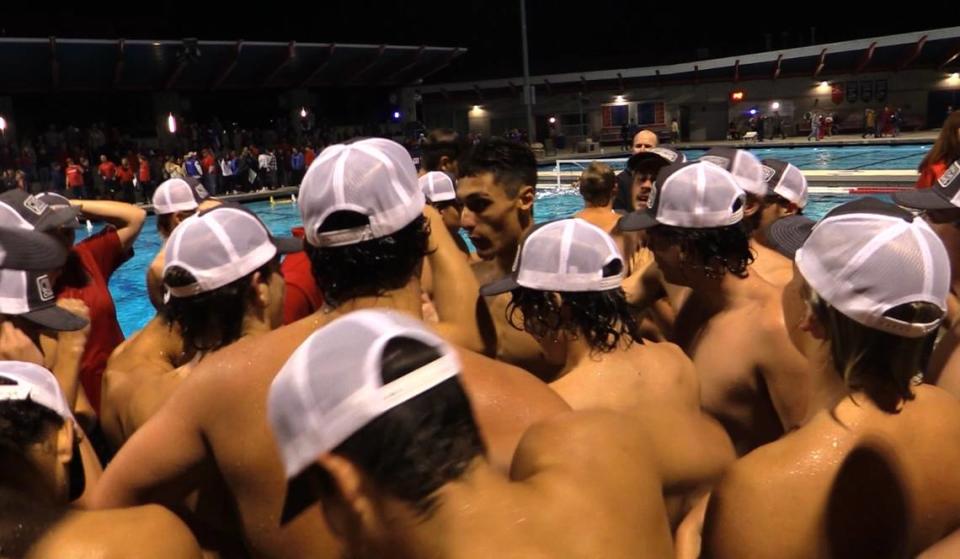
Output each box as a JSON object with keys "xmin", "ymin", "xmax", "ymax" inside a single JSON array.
[
  {"xmin": 304, "ymin": 147, "xmax": 316, "ymax": 168},
  {"xmin": 56, "ymin": 227, "xmax": 131, "ymax": 412},
  {"xmin": 917, "ymin": 160, "xmax": 950, "ymax": 189},
  {"xmin": 98, "ymin": 161, "xmax": 117, "ymax": 180},
  {"xmin": 282, "ymin": 227, "xmax": 322, "ymax": 324},
  {"xmin": 138, "ymin": 159, "xmax": 151, "ymax": 183},
  {"xmin": 66, "ymin": 164, "xmax": 85, "ymax": 189},
  {"xmin": 116, "ymin": 165, "xmax": 135, "ymax": 185}
]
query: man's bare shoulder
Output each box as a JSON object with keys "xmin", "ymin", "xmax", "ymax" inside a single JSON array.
[
  {"xmin": 470, "ymin": 259, "xmax": 502, "ymax": 285},
  {"xmin": 29, "ymin": 505, "xmax": 202, "ymax": 559}
]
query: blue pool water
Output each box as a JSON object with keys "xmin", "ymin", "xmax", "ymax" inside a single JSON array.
[
  {"xmin": 83, "ymin": 192, "xmax": 871, "ymax": 337},
  {"xmin": 541, "ymin": 144, "xmax": 931, "ymax": 172}
]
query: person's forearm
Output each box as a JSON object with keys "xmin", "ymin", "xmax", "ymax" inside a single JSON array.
[
  {"xmin": 71, "ymin": 200, "xmax": 145, "ymax": 228},
  {"xmin": 425, "ymin": 209, "xmax": 484, "ymax": 352}
]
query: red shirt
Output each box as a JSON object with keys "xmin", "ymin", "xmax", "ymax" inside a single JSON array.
[
  {"xmin": 98, "ymin": 161, "xmax": 117, "ymax": 180},
  {"xmin": 304, "ymin": 148, "xmax": 316, "ymax": 168},
  {"xmin": 917, "ymin": 160, "xmax": 950, "ymax": 189},
  {"xmin": 202, "ymin": 155, "xmax": 216, "ymax": 175},
  {"xmin": 282, "ymin": 227, "xmax": 322, "ymax": 324},
  {"xmin": 138, "ymin": 160, "xmax": 151, "ymax": 183},
  {"xmin": 66, "ymin": 164, "xmax": 85, "ymax": 188},
  {"xmin": 116, "ymin": 166, "xmax": 135, "ymax": 184},
  {"xmin": 56, "ymin": 228, "xmax": 130, "ymax": 412}
]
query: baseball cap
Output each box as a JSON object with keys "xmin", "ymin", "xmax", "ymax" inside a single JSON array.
[
  {"xmin": 760, "ymin": 159, "xmax": 808, "ymax": 208},
  {"xmin": 771, "ymin": 198, "xmax": 948, "ymax": 338},
  {"xmin": 626, "ymin": 146, "xmax": 686, "ymax": 176},
  {"xmin": 480, "ymin": 218, "xmax": 624, "ymax": 296},
  {"xmin": 0, "ymin": 360, "xmax": 86, "ymax": 498},
  {"xmin": 0, "ymin": 267, "xmax": 88, "ymax": 331},
  {"xmin": 163, "ymin": 205, "xmax": 301, "ymax": 299},
  {"xmin": 700, "ymin": 147, "xmax": 766, "ymax": 197},
  {"xmin": 0, "ymin": 226, "xmax": 68, "ymax": 271},
  {"xmin": 619, "ymin": 161, "xmax": 746, "ymax": 231},
  {"xmin": 268, "ymin": 309, "xmax": 461, "ymax": 524},
  {"xmin": 152, "ymin": 177, "xmax": 210, "ymax": 215},
  {"xmin": 419, "ymin": 171, "xmax": 457, "ymax": 203},
  {"xmin": 35, "ymin": 193, "xmax": 82, "ymax": 229},
  {"xmin": 298, "ymin": 138, "xmax": 424, "ymax": 248},
  {"xmin": 0, "ymin": 190, "xmax": 81, "ymax": 232},
  {"xmin": 892, "ymin": 160, "xmax": 960, "ymax": 211}
]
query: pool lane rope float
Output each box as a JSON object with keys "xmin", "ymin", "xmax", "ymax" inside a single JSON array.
[{"xmin": 270, "ymin": 195, "xmax": 297, "ymax": 206}]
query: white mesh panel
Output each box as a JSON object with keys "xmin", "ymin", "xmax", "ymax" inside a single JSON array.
[
  {"xmin": 776, "ymin": 163, "xmax": 808, "ymax": 208},
  {"xmin": 796, "ymin": 213, "xmax": 949, "ymax": 337},
  {"xmin": 299, "ymin": 139, "xmax": 425, "ymax": 247},
  {"xmin": 153, "ymin": 179, "xmax": 200, "ymax": 215},
  {"xmin": 655, "ymin": 163, "xmax": 745, "ymax": 228},
  {"xmin": 516, "ymin": 219, "xmax": 624, "ymax": 291},
  {"xmin": 0, "ymin": 269, "xmax": 29, "ymax": 314},
  {"xmin": 419, "ymin": 171, "xmax": 456, "ymax": 202}
]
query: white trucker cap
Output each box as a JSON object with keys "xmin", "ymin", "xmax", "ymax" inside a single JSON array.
[
  {"xmin": 152, "ymin": 177, "xmax": 210, "ymax": 215},
  {"xmin": 419, "ymin": 171, "xmax": 457, "ymax": 203},
  {"xmin": 299, "ymin": 138, "xmax": 424, "ymax": 247},
  {"xmin": 770, "ymin": 198, "xmax": 949, "ymax": 338},
  {"xmin": 700, "ymin": 147, "xmax": 766, "ymax": 197},
  {"xmin": 761, "ymin": 159, "xmax": 808, "ymax": 208},
  {"xmin": 268, "ymin": 309, "xmax": 461, "ymax": 523},
  {"xmin": 163, "ymin": 205, "xmax": 301, "ymax": 298},
  {"xmin": 480, "ymin": 218, "xmax": 624, "ymax": 295},
  {"xmin": 619, "ymin": 161, "xmax": 746, "ymax": 231}
]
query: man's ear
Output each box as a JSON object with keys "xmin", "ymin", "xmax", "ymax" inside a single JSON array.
[
  {"xmin": 317, "ymin": 454, "xmax": 377, "ymax": 538},
  {"xmin": 517, "ymin": 185, "xmax": 535, "ymax": 212}
]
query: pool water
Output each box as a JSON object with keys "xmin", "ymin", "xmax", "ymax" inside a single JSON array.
[
  {"xmin": 83, "ymin": 193, "xmax": 871, "ymax": 337},
  {"xmin": 542, "ymin": 144, "xmax": 931, "ymax": 172}
]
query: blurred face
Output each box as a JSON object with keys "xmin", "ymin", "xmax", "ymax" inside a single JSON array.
[
  {"xmin": 48, "ymin": 226, "xmax": 76, "ymax": 252},
  {"xmin": 632, "ymin": 131, "xmax": 658, "ymax": 154},
  {"xmin": 646, "ymin": 226, "xmax": 691, "ymax": 286},
  {"xmin": 458, "ymin": 173, "xmax": 532, "ymax": 262},
  {"xmin": 432, "ymin": 200, "xmax": 463, "ymax": 235},
  {"xmin": 631, "ymin": 173, "xmax": 655, "ymax": 210}
]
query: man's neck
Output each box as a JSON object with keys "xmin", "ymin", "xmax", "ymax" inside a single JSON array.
[
  {"xmin": 495, "ymin": 242, "xmax": 520, "ymax": 276},
  {"xmin": 324, "ymin": 279, "xmax": 424, "ymax": 321}
]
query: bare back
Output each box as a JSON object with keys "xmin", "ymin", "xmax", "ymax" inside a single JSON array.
[
  {"xmin": 94, "ymin": 309, "xmax": 569, "ymax": 558},
  {"xmin": 673, "ymin": 275, "xmax": 811, "ymax": 452},
  {"xmin": 749, "ymin": 241, "xmax": 793, "ymax": 287},
  {"xmin": 704, "ymin": 385, "xmax": 960, "ymax": 558}
]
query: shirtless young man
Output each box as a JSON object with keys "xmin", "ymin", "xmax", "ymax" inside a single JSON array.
[
  {"xmin": 268, "ymin": 310, "xmax": 727, "ymax": 559},
  {"xmin": 0, "ymin": 361, "xmax": 202, "ymax": 559},
  {"xmin": 100, "ymin": 205, "xmax": 297, "ymax": 448},
  {"xmin": 699, "ymin": 147, "xmax": 796, "ymax": 286},
  {"xmin": 456, "ymin": 138, "xmax": 549, "ymax": 374},
  {"xmin": 619, "ymin": 161, "xmax": 812, "ymax": 453},
  {"xmin": 92, "ymin": 138, "xmax": 568, "ymax": 558},
  {"xmin": 480, "ymin": 218, "xmax": 734, "ymax": 524},
  {"xmin": 574, "ymin": 162, "xmax": 622, "ymax": 235},
  {"xmin": 703, "ymin": 199, "xmax": 960, "ymax": 558}
]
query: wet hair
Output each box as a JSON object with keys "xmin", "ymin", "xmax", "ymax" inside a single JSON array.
[
  {"xmin": 0, "ymin": 377, "xmax": 64, "ymax": 452},
  {"xmin": 651, "ymin": 223, "xmax": 753, "ymax": 278},
  {"xmin": 808, "ymin": 292, "xmax": 941, "ymax": 411},
  {"xmin": 457, "ymin": 137, "xmax": 537, "ymax": 198},
  {"xmin": 162, "ymin": 258, "xmax": 279, "ymax": 355},
  {"xmin": 578, "ymin": 162, "xmax": 617, "ymax": 207},
  {"xmin": 421, "ymin": 129, "xmax": 466, "ymax": 172},
  {"xmin": 306, "ymin": 213, "xmax": 429, "ymax": 307},
  {"xmin": 318, "ymin": 337, "xmax": 484, "ymax": 516},
  {"xmin": 506, "ymin": 274, "xmax": 643, "ymax": 355}
]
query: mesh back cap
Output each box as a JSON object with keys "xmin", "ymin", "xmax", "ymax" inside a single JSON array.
[
  {"xmin": 761, "ymin": 159, "xmax": 808, "ymax": 208},
  {"xmin": 893, "ymin": 160, "xmax": 960, "ymax": 211},
  {"xmin": 0, "ymin": 226, "xmax": 68, "ymax": 271},
  {"xmin": 480, "ymin": 218, "xmax": 624, "ymax": 295},
  {"xmin": 0, "ymin": 190, "xmax": 81, "ymax": 232},
  {"xmin": 700, "ymin": 147, "xmax": 766, "ymax": 197},
  {"xmin": 152, "ymin": 177, "xmax": 210, "ymax": 215},
  {"xmin": 619, "ymin": 161, "xmax": 746, "ymax": 231},
  {"xmin": 268, "ymin": 309, "xmax": 460, "ymax": 523},
  {"xmin": 419, "ymin": 171, "xmax": 457, "ymax": 203},
  {"xmin": 163, "ymin": 205, "xmax": 301, "ymax": 298},
  {"xmin": 299, "ymin": 138, "xmax": 424, "ymax": 247},
  {"xmin": 0, "ymin": 361, "xmax": 76, "ymax": 426},
  {"xmin": 796, "ymin": 199, "xmax": 949, "ymax": 338}
]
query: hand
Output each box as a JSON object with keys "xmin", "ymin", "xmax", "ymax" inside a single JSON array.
[
  {"xmin": 0, "ymin": 321, "xmax": 44, "ymax": 365},
  {"xmin": 629, "ymin": 246, "xmax": 655, "ymax": 277},
  {"xmin": 56, "ymin": 298, "xmax": 91, "ymax": 355}
]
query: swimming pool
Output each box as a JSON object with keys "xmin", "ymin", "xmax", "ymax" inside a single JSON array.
[
  {"xmin": 542, "ymin": 144, "xmax": 932, "ymax": 172},
  {"xmin": 81, "ymin": 192, "xmax": 873, "ymax": 337}
]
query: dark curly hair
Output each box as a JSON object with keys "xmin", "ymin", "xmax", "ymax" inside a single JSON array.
[
  {"xmin": 506, "ymin": 283, "xmax": 643, "ymax": 354},
  {"xmin": 650, "ymin": 224, "xmax": 753, "ymax": 279},
  {"xmin": 457, "ymin": 137, "xmax": 538, "ymax": 198},
  {"xmin": 306, "ymin": 213, "xmax": 429, "ymax": 307},
  {"xmin": 162, "ymin": 258, "xmax": 280, "ymax": 355}
]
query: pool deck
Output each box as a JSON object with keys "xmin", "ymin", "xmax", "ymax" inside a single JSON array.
[
  {"xmin": 536, "ymin": 130, "xmax": 939, "ymax": 166},
  {"xmin": 139, "ymin": 187, "xmax": 300, "ymax": 214}
]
